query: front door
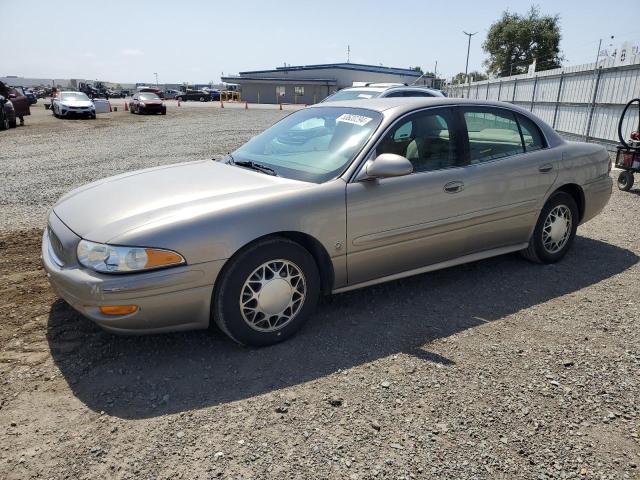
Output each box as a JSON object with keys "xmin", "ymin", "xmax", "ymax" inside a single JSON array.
[{"xmin": 346, "ymin": 107, "xmax": 474, "ymax": 285}]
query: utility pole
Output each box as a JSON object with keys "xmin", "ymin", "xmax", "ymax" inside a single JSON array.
[
  {"xmin": 463, "ymin": 31, "xmax": 477, "ymax": 98},
  {"xmin": 347, "ymin": 45, "xmax": 350, "ymax": 63},
  {"xmin": 154, "ymin": 72, "xmax": 159, "ymax": 87},
  {"xmin": 434, "ymin": 60, "xmax": 438, "ymax": 88}
]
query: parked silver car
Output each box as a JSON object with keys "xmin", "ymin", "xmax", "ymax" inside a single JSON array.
[
  {"xmin": 52, "ymin": 91, "xmax": 96, "ymax": 119},
  {"xmin": 323, "ymin": 84, "xmax": 445, "ymax": 102},
  {"xmin": 43, "ymin": 98, "xmax": 612, "ymax": 346}
]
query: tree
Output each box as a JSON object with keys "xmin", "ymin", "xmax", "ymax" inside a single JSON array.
[
  {"xmin": 483, "ymin": 6, "xmax": 563, "ymax": 77},
  {"xmin": 452, "ymin": 71, "xmax": 488, "ymax": 84},
  {"xmin": 410, "ymin": 66, "xmax": 423, "ymax": 73}
]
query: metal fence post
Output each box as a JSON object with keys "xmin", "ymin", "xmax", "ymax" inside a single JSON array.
[
  {"xmin": 485, "ymin": 81, "xmax": 490, "ymax": 100},
  {"xmin": 530, "ymin": 76, "xmax": 538, "ymax": 112},
  {"xmin": 584, "ymin": 68, "xmax": 603, "ymax": 142},
  {"xmin": 512, "ymin": 78, "xmax": 517, "ymax": 103},
  {"xmin": 551, "ymin": 72, "xmax": 564, "ymax": 129},
  {"xmin": 497, "ymin": 80, "xmax": 502, "ymax": 101}
]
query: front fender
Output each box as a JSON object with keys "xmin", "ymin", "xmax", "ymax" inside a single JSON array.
[{"xmin": 109, "ymin": 179, "xmax": 348, "ymax": 267}]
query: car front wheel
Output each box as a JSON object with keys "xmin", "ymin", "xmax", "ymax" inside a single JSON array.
[
  {"xmin": 213, "ymin": 238, "xmax": 320, "ymax": 346},
  {"xmin": 521, "ymin": 191, "xmax": 579, "ymax": 264}
]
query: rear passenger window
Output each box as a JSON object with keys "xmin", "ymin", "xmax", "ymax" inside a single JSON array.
[
  {"xmin": 517, "ymin": 114, "xmax": 545, "ymax": 152},
  {"xmin": 463, "ymin": 108, "xmax": 524, "ymax": 163}
]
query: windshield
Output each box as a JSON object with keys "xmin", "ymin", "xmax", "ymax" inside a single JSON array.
[
  {"xmin": 232, "ymin": 107, "xmax": 382, "ymax": 183},
  {"xmin": 323, "ymin": 89, "xmax": 383, "ymax": 102},
  {"xmin": 139, "ymin": 93, "xmax": 160, "ymax": 100},
  {"xmin": 60, "ymin": 92, "xmax": 90, "ymax": 101}
]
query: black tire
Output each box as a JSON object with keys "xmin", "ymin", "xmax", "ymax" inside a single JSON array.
[
  {"xmin": 213, "ymin": 238, "xmax": 320, "ymax": 347},
  {"xmin": 617, "ymin": 171, "xmax": 634, "ymax": 191},
  {"xmin": 0, "ymin": 111, "xmax": 8, "ymax": 131},
  {"xmin": 9, "ymin": 118, "xmax": 16, "ymax": 128},
  {"xmin": 161, "ymin": 108, "xmax": 166, "ymax": 115},
  {"xmin": 177, "ymin": 96, "xmax": 184, "ymax": 102},
  {"xmin": 521, "ymin": 191, "xmax": 579, "ymax": 264},
  {"xmin": 199, "ymin": 96, "xmax": 205, "ymax": 102}
]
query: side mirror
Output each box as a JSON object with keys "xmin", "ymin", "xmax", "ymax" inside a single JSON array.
[{"xmin": 364, "ymin": 153, "xmax": 413, "ymax": 179}]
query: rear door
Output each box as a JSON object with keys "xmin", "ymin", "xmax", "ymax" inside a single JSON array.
[{"xmin": 455, "ymin": 106, "xmax": 559, "ymax": 250}]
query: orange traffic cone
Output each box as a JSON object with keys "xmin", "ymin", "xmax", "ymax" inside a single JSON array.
[{"xmin": 124, "ymin": 101, "xmax": 128, "ymax": 111}]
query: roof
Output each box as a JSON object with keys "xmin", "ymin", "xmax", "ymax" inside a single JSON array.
[
  {"xmin": 221, "ymin": 75, "xmax": 337, "ymax": 85},
  {"xmin": 307, "ymin": 97, "xmax": 549, "ymax": 117},
  {"xmin": 238, "ymin": 63, "xmax": 422, "ymax": 77}
]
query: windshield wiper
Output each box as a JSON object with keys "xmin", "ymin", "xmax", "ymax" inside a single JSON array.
[{"xmin": 232, "ymin": 159, "xmax": 278, "ymax": 176}]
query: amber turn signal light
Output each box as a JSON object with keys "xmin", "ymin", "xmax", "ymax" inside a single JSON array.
[
  {"xmin": 144, "ymin": 249, "xmax": 184, "ymax": 269},
  {"xmin": 99, "ymin": 305, "xmax": 139, "ymax": 316}
]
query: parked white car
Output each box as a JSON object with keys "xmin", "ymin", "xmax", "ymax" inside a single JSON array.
[{"xmin": 52, "ymin": 92, "xmax": 96, "ymax": 119}]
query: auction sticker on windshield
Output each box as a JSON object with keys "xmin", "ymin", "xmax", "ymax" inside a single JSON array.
[{"xmin": 337, "ymin": 113, "xmax": 373, "ymax": 126}]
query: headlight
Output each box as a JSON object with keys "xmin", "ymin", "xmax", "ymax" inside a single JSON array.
[
  {"xmin": 77, "ymin": 240, "xmax": 185, "ymax": 273},
  {"xmin": 139, "ymin": 102, "xmax": 146, "ymax": 107}
]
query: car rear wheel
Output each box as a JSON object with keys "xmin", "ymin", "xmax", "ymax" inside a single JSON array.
[
  {"xmin": 213, "ymin": 238, "xmax": 320, "ymax": 347},
  {"xmin": 617, "ymin": 171, "xmax": 634, "ymax": 191},
  {"xmin": 521, "ymin": 191, "xmax": 579, "ymax": 264}
]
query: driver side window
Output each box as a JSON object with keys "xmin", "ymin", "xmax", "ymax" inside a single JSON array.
[{"xmin": 377, "ymin": 108, "xmax": 459, "ymax": 173}]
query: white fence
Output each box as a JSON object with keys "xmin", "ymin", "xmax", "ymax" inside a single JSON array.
[{"xmin": 445, "ymin": 56, "xmax": 640, "ymax": 149}]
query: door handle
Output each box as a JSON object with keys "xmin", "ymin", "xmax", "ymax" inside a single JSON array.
[
  {"xmin": 538, "ymin": 164, "xmax": 553, "ymax": 173},
  {"xmin": 444, "ymin": 181, "xmax": 464, "ymax": 193}
]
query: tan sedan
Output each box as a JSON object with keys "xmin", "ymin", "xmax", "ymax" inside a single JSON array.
[{"xmin": 43, "ymin": 98, "xmax": 612, "ymax": 346}]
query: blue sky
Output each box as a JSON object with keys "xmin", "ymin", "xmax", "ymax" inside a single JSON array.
[{"xmin": 1, "ymin": 0, "xmax": 638, "ymax": 84}]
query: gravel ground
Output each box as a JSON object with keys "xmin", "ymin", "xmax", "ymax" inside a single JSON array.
[{"xmin": 0, "ymin": 104, "xmax": 639, "ymax": 479}]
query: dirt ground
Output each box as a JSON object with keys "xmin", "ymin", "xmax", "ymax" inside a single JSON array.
[{"xmin": 0, "ymin": 104, "xmax": 639, "ymax": 479}]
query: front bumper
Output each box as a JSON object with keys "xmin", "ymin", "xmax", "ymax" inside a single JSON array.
[
  {"xmin": 42, "ymin": 214, "xmax": 226, "ymax": 334},
  {"xmin": 59, "ymin": 105, "xmax": 95, "ymax": 117}
]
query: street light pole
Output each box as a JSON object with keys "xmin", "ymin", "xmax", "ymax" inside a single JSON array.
[
  {"xmin": 154, "ymin": 72, "xmax": 159, "ymax": 87},
  {"xmin": 463, "ymin": 31, "xmax": 477, "ymax": 98}
]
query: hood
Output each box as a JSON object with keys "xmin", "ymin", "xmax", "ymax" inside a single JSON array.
[
  {"xmin": 60, "ymin": 100, "xmax": 93, "ymax": 107},
  {"xmin": 53, "ymin": 160, "xmax": 311, "ymax": 243}
]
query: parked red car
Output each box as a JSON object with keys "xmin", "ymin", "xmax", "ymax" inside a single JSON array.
[
  {"xmin": 129, "ymin": 92, "xmax": 167, "ymax": 115},
  {"xmin": 0, "ymin": 82, "xmax": 30, "ymax": 127}
]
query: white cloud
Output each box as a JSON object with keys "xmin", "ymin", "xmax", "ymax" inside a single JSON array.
[{"xmin": 122, "ymin": 48, "xmax": 144, "ymax": 56}]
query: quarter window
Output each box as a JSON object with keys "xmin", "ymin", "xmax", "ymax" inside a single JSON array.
[
  {"xmin": 517, "ymin": 114, "xmax": 545, "ymax": 152},
  {"xmin": 463, "ymin": 108, "xmax": 524, "ymax": 163},
  {"xmin": 377, "ymin": 108, "xmax": 458, "ymax": 173}
]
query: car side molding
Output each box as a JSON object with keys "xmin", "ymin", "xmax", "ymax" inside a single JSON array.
[{"xmin": 332, "ymin": 243, "xmax": 529, "ymax": 294}]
